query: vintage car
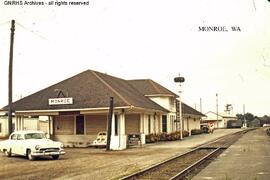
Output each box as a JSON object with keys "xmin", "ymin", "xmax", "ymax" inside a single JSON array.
[
  {"xmin": 200, "ymin": 123, "xmax": 209, "ymax": 133},
  {"xmin": 92, "ymin": 131, "xmax": 107, "ymax": 147},
  {"xmin": 0, "ymin": 130, "xmax": 65, "ymax": 160}
]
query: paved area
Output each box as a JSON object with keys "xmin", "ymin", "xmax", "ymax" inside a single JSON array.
[
  {"xmin": 0, "ymin": 129, "xmax": 242, "ymax": 180},
  {"xmin": 146, "ymin": 129, "xmax": 241, "ymax": 149},
  {"xmin": 193, "ymin": 128, "xmax": 270, "ymax": 180}
]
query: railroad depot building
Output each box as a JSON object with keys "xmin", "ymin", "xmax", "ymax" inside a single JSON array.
[
  {"xmin": 3, "ymin": 70, "xmax": 204, "ymax": 150},
  {"xmin": 202, "ymin": 111, "xmax": 237, "ymax": 128}
]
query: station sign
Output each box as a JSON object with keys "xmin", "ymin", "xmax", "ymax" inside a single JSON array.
[
  {"xmin": 48, "ymin": 97, "xmax": 73, "ymax": 105},
  {"xmin": 128, "ymin": 134, "xmax": 141, "ymax": 146}
]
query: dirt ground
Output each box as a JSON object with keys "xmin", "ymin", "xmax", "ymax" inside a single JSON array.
[
  {"xmin": 0, "ymin": 129, "xmax": 243, "ymax": 180},
  {"xmin": 0, "ymin": 146, "xmax": 188, "ymax": 180}
]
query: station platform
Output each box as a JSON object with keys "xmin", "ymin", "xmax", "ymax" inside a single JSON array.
[{"xmin": 193, "ymin": 128, "xmax": 270, "ymax": 180}]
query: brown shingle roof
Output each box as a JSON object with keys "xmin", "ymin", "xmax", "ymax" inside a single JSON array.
[
  {"xmin": 3, "ymin": 70, "xmax": 168, "ymax": 112},
  {"xmin": 129, "ymin": 79, "xmax": 205, "ymax": 117},
  {"xmin": 128, "ymin": 79, "xmax": 177, "ymax": 96},
  {"xmin": 182, "ymin": 103, "xmax": 206, "ymax": 117},
  {"xmin": 176, "ymin": 100, "xmax": 205, "ymax": 117}
]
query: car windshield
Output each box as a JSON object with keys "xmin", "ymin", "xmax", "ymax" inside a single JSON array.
[{"xmin": 24, "ymin": 133, "xmax": 46, "ymax": 139}]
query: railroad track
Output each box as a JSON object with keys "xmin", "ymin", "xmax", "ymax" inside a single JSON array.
[{"xmin": 121, "ymin": 129, "xmax": 253, "ymax": 180}]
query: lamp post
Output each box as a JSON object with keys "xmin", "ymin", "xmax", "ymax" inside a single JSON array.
[{"xmin": 174, "ymin": 76, "xmax": 185, "ymax": 140}]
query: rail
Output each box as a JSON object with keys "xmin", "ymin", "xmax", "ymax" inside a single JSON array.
[{"xmin": 121, "ymin": 129, "xmax": 253, "ymax": 180}]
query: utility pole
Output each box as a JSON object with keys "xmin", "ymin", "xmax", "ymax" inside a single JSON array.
[
  {"xmin": 106, "ymin": 97, "xmax": 114, "ymax": 151},
  {"xmin": 200, "ymin": 98, "xmax": 202, "ymax": 113},
  {"xmin": 8, "ymin": 20, "xmax": 15, "ymax": 135},
  {"xmin": 216, "ymin": 93, "xmax": 219, "ymax": 128},
  {"xmin": 243, "ymin": 104, "xmax": 247, "ymax": 128}
]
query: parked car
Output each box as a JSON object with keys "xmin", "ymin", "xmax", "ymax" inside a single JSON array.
[
  {"xmin": 0, "ymin": 130, "xmax": 65, "ymax": 160},
  {"xmin": 200, "ymin": 123, "xmax": 209, "ymax": 133},
  {"xmin": 263, "ymin": 124, "xmax": 270, "ymax": 127},
  {"xmin": 92, "ymin": 131, "xmax": 107, "ymax": 147}
]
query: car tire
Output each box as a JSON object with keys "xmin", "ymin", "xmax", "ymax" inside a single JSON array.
[
  {"xmin": 27, "ymin": 149, "xmax": 35, "ymax": 161},
  {"xmin": 4, "ymin": 149, "xmax": 11, "ymax": 157},
  {"xmin": 52, "ymin": 155, "xmax": 59, "ymax": 160}
]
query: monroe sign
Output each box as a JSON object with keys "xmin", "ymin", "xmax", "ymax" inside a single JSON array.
[{"xmin": 48, "ymin": 98, "xmax": 73, "ymax": 105}]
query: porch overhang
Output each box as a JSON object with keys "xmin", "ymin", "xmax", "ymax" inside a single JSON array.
[{"xmin": 14, "ymin": 106, "xmax": 132, "ymax": 116}]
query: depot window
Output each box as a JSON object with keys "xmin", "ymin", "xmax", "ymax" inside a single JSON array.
[
  {"xmin": 76, "ymin": 115, "xmax": 85, "ymax": 135},
  {"xmin": 162, "ymin": 115, "xmax": 167, "ymax": 133}
]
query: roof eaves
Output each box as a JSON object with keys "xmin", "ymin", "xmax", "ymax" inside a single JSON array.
[
  {"xmin": 145, "ymin": 94, "xmax": 176, "ymax": 97},
  {"xmin": 183, "ymin": 113, "xmax": 206, "ymax": 118},
  {"xmin": 132, "ymin": 106, "xmax": 169, "ymax": 113}
]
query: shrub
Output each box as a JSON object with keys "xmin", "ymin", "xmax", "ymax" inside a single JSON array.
[
  {"xmin": 145, "ymin": 133, "xmax": 162, "ymax": 143},
  {"xmin": 160, "ymin": 133, "xmax": 167, "ymax": 141},
  {"xmin": 153, "ymin": 133, "xmax": 160, "ymax": 142},
  {"xmin": 165, "ymin": 133, "xmax": 173, "ymax": 141},
  {"xmin": 145, "ymin": 131, "xmax": 190, "ymax": 143},
  {"xmin": 183, "ymin": 130, "xmax": 189, "ymax": 137},
  {"xmin": 146, "ymin": 134, "xmax": 154, "ymax": 143},
  {"xmin": 191, "ymin": 129, "xmax": 203, "ymax": 135}
]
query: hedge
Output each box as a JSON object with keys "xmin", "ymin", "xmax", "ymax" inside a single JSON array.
[{"xmin": 145, "ymin": 131, "xmax": 190, "ymax": 143}]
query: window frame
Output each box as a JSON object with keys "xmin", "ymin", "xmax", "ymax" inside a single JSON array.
[
  {"xmin": 162, "ymin": 115, "xmax": 167, "ymax": 133},
  {"xmin": 76, "ymin": 115, "xmax": 85, "ymax": 135}
]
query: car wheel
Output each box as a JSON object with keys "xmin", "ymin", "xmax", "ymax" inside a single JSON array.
[
  {"xmin": 4, "ymin": 149, "xmax": 11, "ymax": 157},
  {"xmin": 52, "ymin": 155, "xmax": 59, "ymax": 160},
  {"xmin": 27, "ymin": 149, "xmax": 35, "ymax": 161}
]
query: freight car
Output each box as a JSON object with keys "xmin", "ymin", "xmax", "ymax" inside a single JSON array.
[{"xmin": 227, "ymin": 120, "xmax": 242, "ymax": 128}]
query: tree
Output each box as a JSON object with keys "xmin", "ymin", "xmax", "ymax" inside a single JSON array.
[
  {"xmin": 236, "ymin": 114, "xmax": 244, "ymax": 122},
  {"xmin": 236, "ymin": 112, "xmax": 255, "ymax": 124},
  {"xmin": 245, "ymin": 112, "xmax": 255, "ymax": 122}
]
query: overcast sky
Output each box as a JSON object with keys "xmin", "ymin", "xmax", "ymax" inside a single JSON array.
[{"xmin": 0, "ymin": 0, "xmax": 270, "ymax": 116}]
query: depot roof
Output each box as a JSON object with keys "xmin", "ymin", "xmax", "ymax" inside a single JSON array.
[
  {"xmin": 3, "ymin": 70, "xmax": 168, "ymax": 113},
  {"xmin": 128, "ymin": 79, "xmax": 177, "ymax": 97},
  {"xmin": 181, "ymin": 102, "xmax": 206, "ymax": 117},
  {"xmin": 129, "ymin": 80, "xmax": 205, "ymax": 117}
]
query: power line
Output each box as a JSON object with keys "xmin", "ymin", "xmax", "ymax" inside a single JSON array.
[
  {"xmin": 16, "ymin": 21, "xmax": 48, "ymax": 41},
  {"xmin": 252, "ymin": 0, "xmax": 256, "ymax": 11},
  {"xmin": 0, "ymin": 21, "xmax": 11, "ymax": 27}
]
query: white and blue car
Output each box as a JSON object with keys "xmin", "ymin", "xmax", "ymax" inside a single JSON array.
[{"xmin": 0, "ymin": 130, "xmax": 65, "ymax": 160}]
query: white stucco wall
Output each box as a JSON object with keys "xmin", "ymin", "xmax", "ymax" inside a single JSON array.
[
  {"xmin": 203, "ymin": 112, "xmax": 223, "ymax": 121},
  {"xmin": 23, "ymin": 118, "xmax": 39, "ymax": 130},
  {"xmin": 188, "ymin": 117, "xmax": 201, "ymax": 131},
  {"xmin": 203, "ymin": 111, "xmax": 237, "ymax": 128},
  {"xmin": 0, "ymin": 116, "xmax": 46, "ymax": 137},
  {"xmin": 148, "ymin": 96, "xmax": 176, "ymax": 112},
  {"xmin": 0, "ymin": 118, "xmax": 8, "ymax": 137}
]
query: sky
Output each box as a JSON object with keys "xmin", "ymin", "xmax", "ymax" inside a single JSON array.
[{"xmin": 0, "ymin": 0, "xmax": 270, "ymax": 116}]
